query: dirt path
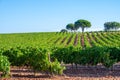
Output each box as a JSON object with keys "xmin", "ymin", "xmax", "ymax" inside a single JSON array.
[
  {"xmin": 74, "ymin": 34, "xmax": 78, "ymax": 46},
  {"xmin": 1, "ymin": 64, "xmax": 120, "ymax": 80},
  {"xmin": 80, "ymin": 34, "xmax": 84, "ymax": 48}
]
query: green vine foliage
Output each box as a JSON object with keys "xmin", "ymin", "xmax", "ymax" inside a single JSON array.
[{"xmin": 0, "ymin": 55, "xmax": 10, "ymax": 77}]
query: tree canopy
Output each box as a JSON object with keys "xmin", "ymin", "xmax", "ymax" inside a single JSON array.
[
  {"xmin": 66, "ymin": 23, "xmax": 75, "ymax": 32},
  {"xmin": 63, "ymin": 19, "xmax": 120, "ymax": 32},
  {"xmin": 75, "ymin": 19, "xmax": 91, "ymax": 32},
  {"xmin": 60, "ymin": 29, "xmax": 68, "ymax": 33},
  {"xmin": 104, "ymin": 21, "xmax": 120, "ymax": 31}
]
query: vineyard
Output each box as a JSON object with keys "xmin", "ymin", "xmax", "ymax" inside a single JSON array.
[
  {"xmin": 0, "ymin": 31, "xmax": 120, "ymax": 79},
  {"xmin": 0, "ymin": 31, "xmax": 120, "ymax": 48}
]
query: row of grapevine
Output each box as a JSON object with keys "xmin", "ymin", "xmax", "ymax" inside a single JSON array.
[
  {"xmin": 83, "ymin": 33, "xmax": 91, "ymax": 48},
  {"xmin": 0, "ymin": 47, "xmax": 65, "ymax": 77},
  {"xmin": 0, "ymin": 32, "xmax": 120, "ymax": 49},
  {"xmin": 52, "ymin": 46, "xmax": 120, "ymax": 68},
  {"xmin": 101, "ymin": 32, "xmax": 120, "ymax": 46},
  {"xmin": 87, "ymin": 33, "xmax": 101, "ymax": 47},
  {"xmin": 0, "ymin": 31, "xmax": 120, "ymax": 77}
]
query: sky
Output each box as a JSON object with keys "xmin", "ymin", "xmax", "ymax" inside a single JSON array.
[{"xmin": 0, "ymin": 0, "xmax": 120, "ymax": 33}]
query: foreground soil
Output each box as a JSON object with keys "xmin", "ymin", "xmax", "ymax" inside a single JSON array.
[{"xmin": 1, "ymin": 63, "xmax": 120, "ymax": 80}]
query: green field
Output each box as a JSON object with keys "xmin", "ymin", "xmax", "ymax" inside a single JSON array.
[
  {"xmin": 0, "ymin": 31, "xmax": 120, "ymax": 77},
  {"xmin": 0, "ymin": 31, "xmax": 120, "ymax": 49}
]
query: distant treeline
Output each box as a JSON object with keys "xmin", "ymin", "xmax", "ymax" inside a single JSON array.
[{"xmin": 61, "ymin": 19, "xmax": 120, "ymax": 32}]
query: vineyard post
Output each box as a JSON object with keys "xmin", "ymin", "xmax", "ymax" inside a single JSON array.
[
  {"xmin": 48, "ymin": 52, "xmax": 52, "ymax": 75},
  {"xmin": 48, "ymin": 53, "xmax": 51, "ymax": 62}
]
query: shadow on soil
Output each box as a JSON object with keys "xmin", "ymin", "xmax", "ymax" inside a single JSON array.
[
  {"xmin": 64, "ymin": 64, "xmax": 120, "ymax": 78},
  {"xmin": 8, "ymin": 64, "xmax": 120, "ymax": 78}
]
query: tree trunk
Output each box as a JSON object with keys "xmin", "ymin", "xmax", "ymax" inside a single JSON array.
[{"xmin": 82, "ymin": 27, "xmax": 84, "ymax": 32}]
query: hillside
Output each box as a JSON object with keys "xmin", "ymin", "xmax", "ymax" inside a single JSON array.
[
  {"xmin": 0, "ymin": 31, "xmax": 120, "ymax": 49},
  {"xmin": 0, "ymin": 31, "xmax": 120, "ymax": 79}
]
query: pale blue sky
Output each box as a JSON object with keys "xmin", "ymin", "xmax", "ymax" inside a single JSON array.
[{"xmin": 0, "ymin": 0, "xmax": 120, "ymax": 33}]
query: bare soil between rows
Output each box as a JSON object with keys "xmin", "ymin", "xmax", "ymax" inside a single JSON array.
[{"xmin": 1, "ymin": 63, "xmax": 120, "ymax": 80}]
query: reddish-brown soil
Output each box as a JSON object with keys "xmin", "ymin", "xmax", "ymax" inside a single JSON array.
[
  {"xmin": 81, "ymin": 34, "xmax": 84, "ymax": 48},
  {"xmin": 54, "ymin": 37, "xmax": 61, "ymax": 44},
  {"xmin": 86, "ymin": 33, "xmax": 92, "ymax": 47},
  {"xmin": 61, "ymin": 36, "xmax": 67, "ymax": 44},
  {"xmin": 74, "ymin": 34, "xmax": 78, "ymax": 46},
  {"xmin": 66, "ymin": 35, "xmax": 73, "ymax": 45},
  {"xmin": 1, "ymin": 63, "xmax": 120, "ymax": 80}
]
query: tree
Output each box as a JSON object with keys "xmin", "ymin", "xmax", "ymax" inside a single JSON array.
[
  {"xmin": 104, "ymin": 22, "xmax": 112, "ymax": 31},
  {"xmin": 60, "ymin": 29, "xmax": 67, "ymax": 33},
  {"xmin": 66, "ymin": 23, "xmax": 75, "ymax": 32},
  {"xmin": 75, "ymin": 19, "xmax": 91, "ymax": 32},
  {"xmin": 104, "ymin": 21, "xmax": 120, "ymax": 31},
  {"xmin": 112, "ymin": 22, "xmax": 120, "ymax": 30}
]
